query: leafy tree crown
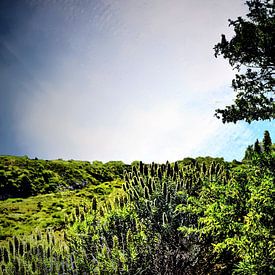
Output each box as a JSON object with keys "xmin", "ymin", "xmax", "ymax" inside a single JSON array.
[{"xmin": 214, "ymin": 0, "xmax": 275, "ymax": 123}]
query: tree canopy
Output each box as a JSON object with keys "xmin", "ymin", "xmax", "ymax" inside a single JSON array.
[{"xmin": 214, "ymin": 0, "xmax": 275, "ymax": 123}]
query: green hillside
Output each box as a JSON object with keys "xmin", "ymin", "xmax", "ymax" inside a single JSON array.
[
  {"xmin": 0, "ymin": 132, "xmax": 274, "ymax": 274},
  {"xmin": 0, "ymin": 155, "xmax": 224, "ymax": 244},
  {"xmin": 0, "ymin": 157, "xmax": 128, "ymax": 244},
  {"xmin": 0, "ymin": 180, "xmax": 122, "ymax": 242},
  {"xmin": 0, "ymin": 156, "xmax": 129, "ymax": 199}
]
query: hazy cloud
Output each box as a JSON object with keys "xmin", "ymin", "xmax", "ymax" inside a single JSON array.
[{"xmin": 1, "ymin": 0, "xmax": 274, "ymax": 162}]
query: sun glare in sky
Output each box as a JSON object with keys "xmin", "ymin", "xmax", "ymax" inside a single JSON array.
[{"xmin": 0, "ymin": 0, "xmax": 274, "ymax": 163}]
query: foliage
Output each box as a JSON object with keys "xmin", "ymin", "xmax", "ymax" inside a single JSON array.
[
  {"xmin": 0, "ymin": 156, "xmax": 129, "ymax": 200},
  {"xmin": 254, "ymin": 139, "xmax": 262, "ymax": 154},
  {"xmin": 214, "ymin": 0, "xmax": 275, "ymax": 123},
  {"xmin": 243, "ymin": 130, "xmax": 275, "ymax": 172},
  {"xmin": 48, "ymin": 160, "xmax": 230, "ymax": 274},
  {"xmin": 0, "ymin": 230, "xmax": 71, "ymax": 274},
  {"xmin": 263, "ymin": 129, "xmax": 272, "ymax": 152},
  {"xmin": 0, "ymin": 180, "xmax": 120, "ymax": 243},
  {"xmin": 0, "ymin": 151, "xmax": 274, "ymax": 274},
  {"xmin": 121, "ymin": 161, "xmax": 208, "ymax": 273},
  {"xmin": 179, "ymin": 159, "xmax": 275, "ymax": 274}
]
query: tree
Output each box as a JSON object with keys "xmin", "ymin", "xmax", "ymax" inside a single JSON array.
[
  {"xmin": 243, "ymin": 144, "xmax": 254, "ymax": 160},
  {"xmin": 263, "ymin": 130, "xmax": 272, "ymax": 152},
  {"xmin": 254, "ymin": 138, "xmax": 262, "ymax": 153},
  {"xmin": 214, "ymin": 0, "xmax": 275, "ymax": 123}
]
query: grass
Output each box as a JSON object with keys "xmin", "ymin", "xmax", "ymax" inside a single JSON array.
[{"xmin": 0, "ymin": 180, "xmax": 123, "ymax": 245}]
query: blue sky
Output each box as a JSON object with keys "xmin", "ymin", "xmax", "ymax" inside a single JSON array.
[{"xmin": 0, "ymin": 0, "xmax": 274, "ymax": 163}]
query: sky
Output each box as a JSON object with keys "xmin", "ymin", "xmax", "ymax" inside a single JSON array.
[{"xmin": 0, "ymin": 0, "xmax": 274, "ymax": 164}]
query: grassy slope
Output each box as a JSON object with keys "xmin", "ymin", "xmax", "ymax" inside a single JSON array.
[
  {"xmin": 0, "ymin": 180, "xmax": 123, "ymax": 242},
  {"xmin": 0, "ymin": 155, "xmax": 127, "ymax": 244},
  {"xmin": 0, "ymin": 155, "xmax": 231, "ymax": 245},
  {"xmin": 0, "ymin": 180, "xmax": 124, "ymax": 244}
]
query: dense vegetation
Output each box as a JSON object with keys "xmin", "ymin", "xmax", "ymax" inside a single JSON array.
[
  {"xmin": 0, "ymin": 155, "xmax": 223, "ymax": 244},
  {"xmin": 0, "ymin": 180, "xmax": 122, "ymax": 242},
  {"xmin": 0, "ymin": 132, "xmax": 274, "ymax": 274},
  {"xmin": 0, "ymin": 156, "xmax": 129, "ymax": 200},
  {"xmin": 0, "ymin": 157, "xmax": 129, "ymax": 243}
]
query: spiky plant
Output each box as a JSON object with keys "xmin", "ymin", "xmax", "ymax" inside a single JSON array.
[
  {"xmin": 2, "ymin": 160, "xmax": 233, "ymax": 274},
  {"xmin": 0, "ymin": 229, "xmax": 73, "ymax": 275},
  {"xmin": 120, "ymin": 161, "xmax": 229, "ymax": 274}
]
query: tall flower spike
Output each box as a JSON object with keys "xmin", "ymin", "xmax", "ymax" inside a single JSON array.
[{"xmin": 139, "ymin": 161, "xmax": 144, "ymax": 174}]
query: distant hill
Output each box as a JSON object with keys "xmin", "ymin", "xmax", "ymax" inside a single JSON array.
[{"xmin": 0, "ymin": 156, "xmax": 130, "ymax": 200}]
